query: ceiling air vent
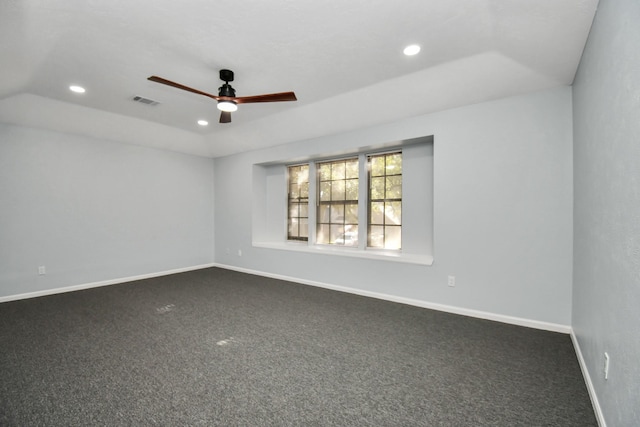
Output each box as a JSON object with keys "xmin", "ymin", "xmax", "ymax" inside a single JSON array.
[{"xmin": 132, "ymin": 95, "xmax": 160, "ymax": 106}]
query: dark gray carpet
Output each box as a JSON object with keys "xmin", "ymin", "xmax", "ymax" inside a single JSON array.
[{"xmin": 0, "ymin": 267, "xmax": 596, "ymax": 426}]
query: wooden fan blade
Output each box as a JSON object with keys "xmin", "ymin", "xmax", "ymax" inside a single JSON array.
[
  {"xmin": 219, "ymin": 111, "xmax": 231, "ymax": 123},
  {"xmin": 148, "ymin": 76, "xmax": 220, "ymax": 101},
  {"xmin": 234, "ymin": 92, "xmax": 297, "ymax": 104}
]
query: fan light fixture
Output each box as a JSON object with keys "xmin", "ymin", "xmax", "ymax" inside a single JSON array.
[{"xmin": 217, "ymin": 101, "xmax": 238, "ymax": 112}]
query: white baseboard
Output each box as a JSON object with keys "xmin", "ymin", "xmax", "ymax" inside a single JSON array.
[
  {"xmin": 0, "ymin": 263, "xmax": 217, "ymax": 303},
  {"xmin": 2, "ymin": 261, "xmax": 572, "ymax": 335},
  {"xmin": 571, "ymin": 330, "xmax": 607, "ymax": 427},
  {"xmin": 213, "ymin": 263, "xmax": 571, "ymax": 334}
]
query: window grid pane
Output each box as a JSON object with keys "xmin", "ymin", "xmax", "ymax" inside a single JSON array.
[
  {"xmin": 317, "ymin": 158, "xmax": 359, "ymax": 246},
  {"xmin": 287, "ymin": 164, "xmax": 309, "ymax": 241},
  {"xmin": 368, "ymin": 152, "xmax": 402, "ymax": 249}
]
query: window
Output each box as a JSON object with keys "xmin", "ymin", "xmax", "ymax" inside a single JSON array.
[
  {"xmin": 287, "ymin": 164, "xmax": 309, "ymax": 241},
  {"xmin": 254, "ymin": 135, "xmax": 432, "ymax": 264},
  {"xmin": 316, "ymin": 158, "xmax": 359, "ymax": 246},
  {"xmin": 287, "ymin": 151, "xmax": 402, "ymax": 250},
  {"xmin": 368, "ymin": 152, "xmax": 402, "ymax": 249}
]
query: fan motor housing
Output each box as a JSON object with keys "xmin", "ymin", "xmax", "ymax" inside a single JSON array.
[{"xmin": 218, "ymin": 83, "xmax": 236, "ymax": 97}]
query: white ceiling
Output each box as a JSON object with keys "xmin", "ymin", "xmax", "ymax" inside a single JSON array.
[{"xmin": 0, "ymin": 0, "xmax": 598, "ymax": 158}]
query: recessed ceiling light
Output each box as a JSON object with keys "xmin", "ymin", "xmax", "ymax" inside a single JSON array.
[
  {"xmin": 197, "ymin": 120, "xmax": 209, "ymax": 126},
  {"xmin": 69, "ymin": 85, "xmax": 86, "ymax": 93},
  {"xmin": 403, "ymin": 44, "xmax": 421, "ymax": 56}
]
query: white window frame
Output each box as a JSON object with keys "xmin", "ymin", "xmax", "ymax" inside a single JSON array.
[{"xmin": 286, "ymin": 150, "xmax": 403, "ymax": 252}]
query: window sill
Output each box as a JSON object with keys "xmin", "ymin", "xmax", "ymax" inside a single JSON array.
[{"xmin": 252, "ymin": 241, "xmax": 434, "ymax": 266}]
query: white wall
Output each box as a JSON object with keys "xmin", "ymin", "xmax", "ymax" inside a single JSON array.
[
  {"xmin": 0, "ymin": 124, "xmax": 215, "ymax": 298},
  {"xmin": 572, "ymin": 0, "xmax": 640, "ymax": 425},
  {"xmin": 215, "ymin": 86, "xmax": 573, "ymax": 327}
]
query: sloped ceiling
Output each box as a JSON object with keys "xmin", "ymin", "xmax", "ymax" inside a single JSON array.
[{"xmin": 0, "ymin": 0, "xmax": 598, "ymax": 158}]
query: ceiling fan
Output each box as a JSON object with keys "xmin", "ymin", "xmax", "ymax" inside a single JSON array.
[{"xmin": 148, "ymin": 69, "xmax": 297, "ymax": 123}]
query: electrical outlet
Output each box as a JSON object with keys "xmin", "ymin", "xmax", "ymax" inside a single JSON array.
[
  {"xmin": 448, "ymin": 275, "xmax": 455, "ymax": 287},
  {"xmin": 604, "ymin": 352, "xmax": 610, "ymax": 380},
  {"xmin": 38, "ymin": 266, "xmax": 46, "ymax": 275},
  {"xmin": 238, "ymin": 249, "xmax": 242, "ymax": 257}
]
